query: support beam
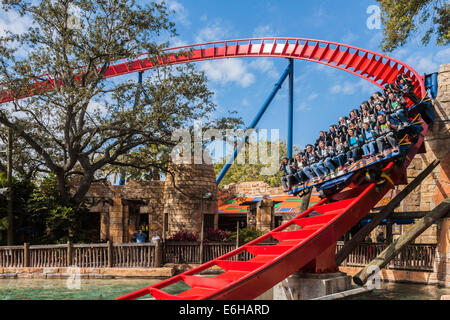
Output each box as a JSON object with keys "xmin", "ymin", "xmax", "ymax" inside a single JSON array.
[
  {"xmin": 335, "ymin": 159, "xmax": 441, "ymax": 266},
  {"xmin": 216, "ymin": 64, "xmax": 291, "ymax": 184},
  {"xmin": 287, "ymin": 58, "xmax": 294, "ymax": 159},
  {"xmin": 300, "ymin": 188, "xmax": 312, "ymax": 213},
  {"xmin": 353, "ymin": 197, "xmax": 450, "ymax": 286}
]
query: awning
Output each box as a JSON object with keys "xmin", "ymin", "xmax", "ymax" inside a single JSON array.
[{"xmin": 218, "ymin": 194, "xmax": 321, "ymax": 215}]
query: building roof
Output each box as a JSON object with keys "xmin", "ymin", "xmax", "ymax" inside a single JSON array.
[{"xmin": 218, "ymin": 194, "xmax": 321, "ymax": 215}]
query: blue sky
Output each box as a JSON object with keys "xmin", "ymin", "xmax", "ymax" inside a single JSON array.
[
  {"xmin": 0, "ymin": 0, "xmax": 447, "ymax": 159},
  {"xmin": 161, "ymin": 0, "xmax": 448, "ymax": 154}
]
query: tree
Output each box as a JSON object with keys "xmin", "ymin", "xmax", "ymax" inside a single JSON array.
[
  {"xmin": 0, "ymin": 0, "xmax": 240, "ymax": 207},
  {"xmin": 376, "ymin": 0, "xmax": 449, "ymax": 52},
  {"xmin": 214, "ymin": 140, "xmax": 297, "ymax": 188}
]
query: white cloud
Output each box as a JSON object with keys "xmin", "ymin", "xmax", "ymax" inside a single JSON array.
[
  {"xmin": 248, "ymin": 58, "xmax": 278, "ymax": 79},
  {"xmin": 165, "ymin": 0, "xmax": 190, "ymax": 26},
  {"xmin": 341, "ymin": 32, "xmax": 359, "ymax": 44},
  {"xmin": 296, "ymin": 102, "xmax": 312, "ymax": 112},
  {"xmin": 405, "ymin": 53, "xmax": 438, "ymax": 75},
  {"xmin": 435, "ymin": 48, "xmax": 450, "ymax": 64},
  {"xmin": 330, "ymin": 79, "xmax": 377, "ymax": 96},
  {"xmin": 87, "ymin": 99, "xmax": 108, "ymax": 116},
  {"xmin": 0, "ymin": 10, "xmax": 33, "ymax": 37},
  {"xmin": 170, "ymin": 37, "xmax": 188, "ymax": 48},
  {"xmin": 367, "ymin": 31, "xmax": 383, "ymax": 50},
  {"xmin": 195, "ymin": 19, "xmax": 231, "ymax": 43},
  {"xmin": 330, "ymin": 82, "xmax": 355, "ymax": 95},
  {"xmin": 199, "ymin": 59, "xmax": 255, "ymax": 88},
  {"xmin": 252, "ymin": 25, "xmax": 277, "ymax": 38},
  {"xmin": 307, "ymin": 92, "xmax": 318, "ymax": 101}
]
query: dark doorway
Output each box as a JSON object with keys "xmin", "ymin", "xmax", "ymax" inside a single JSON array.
[
  {"xmin": 218, "ymin": 214, "xmax": 247, "ymax": 232},
  {"xmin": 203, "ymin": 214, "xmax": 215, "ymax": 230}
]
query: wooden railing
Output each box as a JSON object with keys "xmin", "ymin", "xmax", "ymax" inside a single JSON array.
[
  {"xmin": 336, "ymin": 242, "xmax": 437, "ymax": 272},
  {"xmin": 0, "ymin": 241, "xmax": 437, "ymax": 271},
  {"xmin": 0, "ymin": 246, "xmax": 24, "ymax": 268},
  {"xmin": 163, "ymin": 242, "xmax": 252, "ymax": 264}
]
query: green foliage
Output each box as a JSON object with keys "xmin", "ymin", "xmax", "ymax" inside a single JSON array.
[
  {"xmin": 376, "ymin": 0, "xmax": 449, "ymax": 52},
  {"xmin": 0, "ymin": 172, "xmax": 35, "ymax": 241},
  {"xmin": 229, "ymin": 227, "xmax": 264, "ymax": 246},
  {"xmin": 0, "ymin": 173, "xmax": 97, "ymax": 245},
  {"xmin": 215, "ymin": 140, "xmax": 300, "ymax": 187},
  {"xmin": 26, "ymin": 175, "xmax": 96, "ymax": 244},
  {"xmin": 0, "ymin": 0, "xmax": 242, "ymax": 206}
]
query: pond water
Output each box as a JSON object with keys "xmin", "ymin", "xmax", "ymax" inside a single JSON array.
[
  {"xmin": 0, "ymin": 278, "xmax": 448, "ymax": 300},
  {"xmin": 0, "ymin": 278, "xmax": 188, "ymax": 300},
  {"xmin": 342, "ymin": 282, "xmax": 450, "ymax": 300}
]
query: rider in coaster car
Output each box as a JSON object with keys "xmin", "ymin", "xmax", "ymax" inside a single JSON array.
[
  {"xmin": 327, "ymin": 125, "xmax": 339, "ymax": 146},
  {"xmin": 361, "ymin": 122, "xmax": 378, "ymax": 158},
  {"xmin": 279, "ymin": 156, "xmax": 296, "ymax": 192},
  {"xmin": 395, "ymin": 74, "xmax": 420, "ymax": 105},
  {"xmin": 386, "ymin": 91, "xmax": 410, "ymax": 128},
  {"xmin": 302, "ymin": 144, "xmax": 325, "ymax": 183},
  {"xmin": 360, "ymin": 101, "xmax": 375, "ymax": 116},
  {"xmin": 348, "ymin": 119, "xmax": 362, "ymax": 136},
  {"xmin": 374, "ymin": 101, "xmax": 387, "ymax": 116},
  {"xmin": 293, "ymin": 152, "xmax": 307, "ymax": 184},
  {"xmin": 372, "ymin": 91, "xmax": 387, "ymax": 107},
  {"xmin": 317, "ymin": 140, "xmax": 337, "ymax": 177},
  {"xmin": 383, "ymin": 82, "xmax": 398, "ymax": 97},
  {"xmin": 345, "ymin": 127, "xmax": 364, "ymax": 165},
  {"xmin": 315, "ymin": 130, "xmax": 329, "ymax": 148},
  {"xmin": 375, "ymin": 114, "xmax": 399, "ymax": 157},
  {"xmin": 349, "ymin": 110, "xmax": 360, "ymax": 125},
  {"xmin": 360, "ymin": 109, "xmax": 376, "ymax": 126},
  {"xmin": 332, "ymin": 137, "xmax": 347, "ymax": 171}
]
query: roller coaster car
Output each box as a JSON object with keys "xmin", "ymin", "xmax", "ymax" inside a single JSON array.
[{"xmin": 294, "ymin": 102, "xmax": 433, "ymax": 198}]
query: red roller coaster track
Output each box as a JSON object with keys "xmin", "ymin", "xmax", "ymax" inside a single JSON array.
[
  {"xmin": 0, "ymin": 38, "xmax": 428, "ymax": 300},
  {"xmin": 0, "ymin": 37, "xmax": 425, "ymax": 104}
]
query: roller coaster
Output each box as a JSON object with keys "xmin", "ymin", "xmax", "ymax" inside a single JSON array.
[{"xmin": 0, "ymin": 37, "xmax": 436, "ymax": 300}]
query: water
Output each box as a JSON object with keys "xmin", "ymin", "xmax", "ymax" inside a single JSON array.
[
  {"xmin": 0, "ymin": 278, "xmax": 188, "ymax": 300},
  {"xmin": 342, "ymin": 282, "xmax": 450, "ymax": 300},
  {"xmin": 0, "ymin": 278, "xmax": 448, "ymax": 300}
]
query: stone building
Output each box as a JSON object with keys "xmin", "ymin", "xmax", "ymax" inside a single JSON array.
[{"xmin": 85, "ymin": 159, "xmax": 218, "ymax": 243}]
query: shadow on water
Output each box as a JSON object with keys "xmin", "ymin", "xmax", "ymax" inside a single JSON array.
[{"xmin": 342, "ymin": 282, "xmax": 450, "ymax": 300}]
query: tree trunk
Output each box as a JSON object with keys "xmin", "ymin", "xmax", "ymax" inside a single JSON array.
[{"xmin": 72, "ymin": 170, "xmax": 95, "ymax": 206}]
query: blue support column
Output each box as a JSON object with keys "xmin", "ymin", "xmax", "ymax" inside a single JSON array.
[
  {"xmin": 288, "ymin": 59, "xmax": 294, "ymax": 159},
  {"xmin": 425, "ymin": 72, "xmax": 438, "ymax": 99},
  {"xmin": 216, "ymin": 64, "xmax": 291, "ymax": 185}
]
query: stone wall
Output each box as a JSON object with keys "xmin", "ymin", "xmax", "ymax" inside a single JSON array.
[
  {"xmin": 368, "ymin": 63, "xmax": 450, "ymax": 244},
  {"xmin": 85, "ymin": 160, "xmax": 218, "ymax": 243},
  {"xmin": 221, "ymin": 181, "xmax": 284, "ymax": 197},
  {"xmin": 163, "ymin": 160, "xmax": 218, "ymax": 236}
]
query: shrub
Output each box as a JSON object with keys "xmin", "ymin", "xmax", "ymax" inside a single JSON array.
[
  {"xmin": 167, "ymin": 231, "xmax": 198, "ymax": 242},
  {"xmin": 229, "ymin": 227, "xmax": 264, "ymax": 245},
  {"xmin": 203, "ymin": 228, "xmax": 231, "ymax": 242}
]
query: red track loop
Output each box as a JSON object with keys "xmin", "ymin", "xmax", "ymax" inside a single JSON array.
[{"xmin": 0, "ymin": 38, "xmax": 425, "ymax": 104}]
